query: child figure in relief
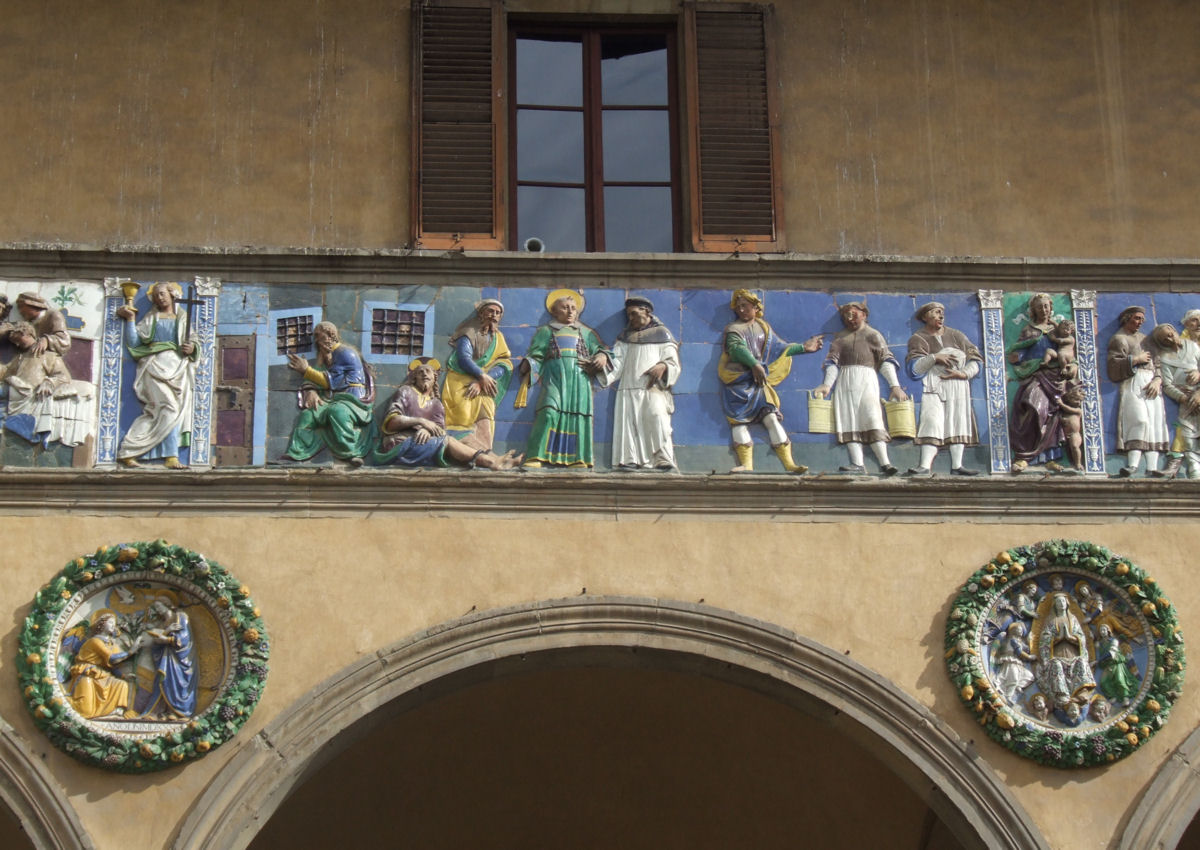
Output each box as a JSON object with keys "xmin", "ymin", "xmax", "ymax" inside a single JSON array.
[
  {"xmin": 1041, "ymin": 319, "xmax": 1078, "ymax": 380},
  {"xmin": 1059, "ymin": 385, "xmax": 1086, "ymax": 471}
]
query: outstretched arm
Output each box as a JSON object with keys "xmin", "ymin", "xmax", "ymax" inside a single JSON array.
[{"xmin": 784, "ymin": 334, "xmax": 825, "ymax": 355}]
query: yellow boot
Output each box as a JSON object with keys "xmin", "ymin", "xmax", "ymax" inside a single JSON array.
[
  {"xmin": 732, "ymin": 443, "xmax": 753, "ymax": 473},
  {"xmin": 773, "ymin": 442, "xmax": 807, "ymax": 474}
]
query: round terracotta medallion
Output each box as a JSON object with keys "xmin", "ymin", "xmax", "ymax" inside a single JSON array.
[
  {"xmin": 945, "ymin": 540, "xmax": 1184, "ymax": 768},
  {"xmin": 17, "ymin": 541, "xmax": 268, "ymax": 772}
]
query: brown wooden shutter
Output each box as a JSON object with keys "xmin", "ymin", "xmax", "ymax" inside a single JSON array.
[
  {"xmin": 412, "ymin": 0, "xmax": 505, "ymax": 249},
  {"xmin": 684, "ymin": 3, "xmax": 784, "ymax": 252}
]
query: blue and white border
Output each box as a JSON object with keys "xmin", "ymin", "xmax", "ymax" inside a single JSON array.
[
  {"xmin": 979, "ymin": 290, "xmax": 1011, "ymax": 474},
  {"xmin": 188, "ymin": 277, "xmax": 222, "ymax": 470},
  {"xmin": 95, "ymin": 278, "xmax": 128, "ymax": 468},
  {"xmin": 1070, "ymin": 289, "xmax": 1106, "ymax": 474}
]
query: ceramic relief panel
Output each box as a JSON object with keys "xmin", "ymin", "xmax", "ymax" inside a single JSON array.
[
  {"xmin": 945, "ymin": 540, "xmax": 1184, "ymax": 768},
  {"xmin": 17, "ymin": 541, "xmax": 268, "ymax": 772}
]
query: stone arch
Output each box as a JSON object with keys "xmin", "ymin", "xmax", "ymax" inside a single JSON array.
[
  {"xmin": 1119, "ymin": 725, "xmax": 1200, "ymax": 850},
  {"xmin": 0, "ymin": 715, "xmax": 93, "ymax": 850},
  {"xmin": 173, "ymin": 596, "xmax": 1046, "ymax": 850}
]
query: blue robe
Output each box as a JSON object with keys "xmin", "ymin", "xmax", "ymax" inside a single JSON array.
[
  {"xmin": 141, "ymin": 611, "xmax": 196, "ymax": 717},
  {"xmin": 718, "ymin": 319, "xmax": 800, "ymax": 425}
]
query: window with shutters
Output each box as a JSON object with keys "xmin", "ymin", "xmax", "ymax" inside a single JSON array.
[
  {"xmin": 412, "ymin": 1, "xmax": 782, "ymax": 253},
  {"xmin": 413, "ymin": 0, "xmax": 505, "ymax": 250}
]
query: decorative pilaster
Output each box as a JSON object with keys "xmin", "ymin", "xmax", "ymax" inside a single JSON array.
[
  {"xmin": 188, "ymin": 277, "xmax": 222, "ymax": 470},
  {"xmin": 978, "ymin": 290, "xmax": 1010, "ymax": 473},
  {"xmin": 1070, "ymin": 289, "xmax": 1106, "ymax": 475},
  {"xmin": 94, "ymin": 278, "xmax": 129, "ymax": 469}
]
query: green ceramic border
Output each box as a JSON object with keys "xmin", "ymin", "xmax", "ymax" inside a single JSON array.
[
  {"xmin": 945, "ymin": 539, "xmax": 1185, "ymax": 768},
  {"xmin": 16, "ymin": 540, "xmax": 269, "ymax": 773}
]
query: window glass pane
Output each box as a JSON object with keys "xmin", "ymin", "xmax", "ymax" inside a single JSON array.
[
  {"xmin": 602, "ymin": 110, "xmax": 671, "ymax": 182},
  {"xmin": 516, "ymin": 37, "xmax": 583, "ymax": 106},
  {"xmin": 603, "ymin": 186, "xmax": 673, "ymax": 252},
  {"xmin": 518, "ymin": 185, "xmax": 587, "ymax": 252},
  {"xmin": 601, "ymin": 35, "xmax": 667, "ymax": 105},
  {"xmin": 517, "ymin": 109, "xmax": 585, "ymax": 183}
]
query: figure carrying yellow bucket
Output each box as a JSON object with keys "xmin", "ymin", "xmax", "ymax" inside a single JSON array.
[{"xmin": 812, "ymin": 302, "xmax": 908, "ymax": 476}]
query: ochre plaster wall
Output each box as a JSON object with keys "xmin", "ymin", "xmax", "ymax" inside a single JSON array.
[
  {"xmin": 778, "ymin": 0, "xmax": 1200, "ymax": 258},
  {"xmin": 0, "ymin": 512, "xmax": 1196, "ymax": 849},
  {"xmin": 2, "ymin": 1, "xmax": 411, "ymax": 249},
  {"xmin": 3, "ymin": 1, "xmax": 1198, "ymax": 256}
]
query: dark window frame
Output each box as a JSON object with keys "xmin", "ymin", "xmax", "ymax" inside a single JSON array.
[
  {"xmin": 507, "ymin": 22, "xmax": 682, "ymax": 253},
  {"xmin": 369, "ymin": 307, "xmax": 428, "ymax": 357}
]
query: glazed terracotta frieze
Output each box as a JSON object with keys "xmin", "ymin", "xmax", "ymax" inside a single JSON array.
[{"xmin": 1, "ymin": 277, "xmax": 1198, "ymax": 476}]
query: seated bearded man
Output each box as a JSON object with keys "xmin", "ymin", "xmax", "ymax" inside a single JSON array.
[{"xmin": 283, "ymin": 321, "xmax": 375, "ymax": 466}]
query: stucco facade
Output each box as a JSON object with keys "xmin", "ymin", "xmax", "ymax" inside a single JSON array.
[{"xmin": 2, "ymin": 2, "xmax": 1200, "ymax": 849}]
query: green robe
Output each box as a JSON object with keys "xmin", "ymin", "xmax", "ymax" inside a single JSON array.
[
  {"xmin": 284, "ymin": 393, "xmax": 375, "ymax": 461},
  {"xmin": 284, "ymin": 345, "xmax": 376, "ymax": 461},
  {"xmin": 524, "ymin": 323, "xmax": 608, "ymax": 466},
  {"xmin": 1098, "ymin": 637, "xmax": 1140, "ymax": 702}
]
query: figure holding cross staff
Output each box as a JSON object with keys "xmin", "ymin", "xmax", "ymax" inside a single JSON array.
[{"xmin": 114, "ymin": 282, "xmax": 199, "ymax": 469}]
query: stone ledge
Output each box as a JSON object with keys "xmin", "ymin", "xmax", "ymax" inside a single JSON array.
[
  {"xmin": 0, "ymin": 245, "xmax": 1198, "ymax": 289},
  {"xmin": 0, "ymin": 468, "xmax": 1196, "ymax": 521}
]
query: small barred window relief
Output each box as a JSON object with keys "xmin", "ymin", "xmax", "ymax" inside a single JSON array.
[
  {"xmin": 371, "ymin": 308, "xmax": 427, "ymax": 356},
  {"xmin": 276, "ymin": 315, "xmax": 315, "ymax": 355}
]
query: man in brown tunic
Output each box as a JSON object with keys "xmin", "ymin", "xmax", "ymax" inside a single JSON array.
[
  {"xmin": 904, "ymin": 301, "xmax": 982, "ymax": 476},
  {"xmin": 813, "ymin": 302, "xmax": 907, "ymax": 475},
  {"xmin": 0, "ymin": 292, "xmax": 71, "ymax": 355}
]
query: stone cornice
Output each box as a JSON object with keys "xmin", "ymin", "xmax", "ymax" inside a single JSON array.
[
  {"xmin": 0, "ymin": 246, "xmax": 1199, "ymax": 290},
  {"xmin": 2, "ymin": 469, "xmax": 1197, "ymax": 522}
]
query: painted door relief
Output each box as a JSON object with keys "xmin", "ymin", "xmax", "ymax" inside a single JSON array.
[
  {"xmin": 214, "ymin": 334, "xmax": 255, "ymax": 466},
  {"xmin": 96, "ymin": 278, "xmax": 221, "ymax": 470},
  {"xmin": 979, "ymin": 290, "xmax": 1102, "ymax": 476}
]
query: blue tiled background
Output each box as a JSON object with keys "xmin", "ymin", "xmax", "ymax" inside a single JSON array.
[{"xmin": 184, "ymin": 284, "xmax": 1196, "ymax": 474}]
